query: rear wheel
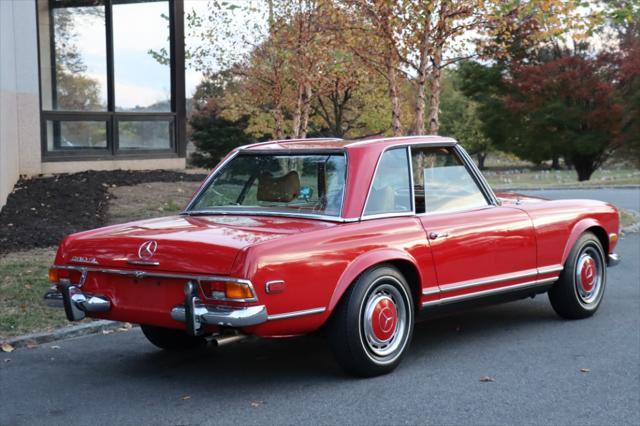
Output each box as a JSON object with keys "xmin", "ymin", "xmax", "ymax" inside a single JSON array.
[
  {"xmin": 548, "ymin": 232, "xmax": 607, "ymax": 319},
  {"xmin": 140, "ymin": 325, "xmax": 207, "ymax": 351},
  {"xmin": 327, "ymin": 265, "xmax": 414, "ymax": 377}
]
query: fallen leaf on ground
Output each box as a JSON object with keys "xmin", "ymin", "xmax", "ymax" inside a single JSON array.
[
  {"xmin": 182, "ymin": 395, "xmax": 191, "ymax": 400},
  {"xmin": 117, "ymin": 323, "xmax": 133, "ymax": 332},
  {"xmin": 25, "ymin": 341, "xmax": 38, "ymax": 349},
  {"xmin": 479, "ymin": 376, "xmax": 496, "ymax": 382},
  {"xmin": 1, "ymin": 343, "xmax": 14, "ymax": 353},
  {"xmin": 250, "ymin": 400, "xmax": 264, "ymax": 408},
  {"xmin": 580, "ymin": 368, "xmax": 591, "ymax": 373}
]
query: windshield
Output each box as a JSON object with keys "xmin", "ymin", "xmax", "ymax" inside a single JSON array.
[{"xmin": 189, "ymin": 152, "xmax": 347, "ymax": 218}]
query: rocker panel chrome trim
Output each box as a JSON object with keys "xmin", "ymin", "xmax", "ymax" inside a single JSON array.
[
  {"xmin": 267, "ymin": 307, "xmax": 326, "ymax": 321},
  {"xmin": 537, "ymin": 264, "xmax": 564, "ymax": 275},
  {"xmin": 438, "ymin": 268, "xmax": 539, "ymax": 293},
  {"xmin": 422, "ymin": 277, "xmax": 558, "ymax": 307}
]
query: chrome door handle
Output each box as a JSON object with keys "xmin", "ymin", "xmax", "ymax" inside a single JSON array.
[{"xmin": 429, "ymin": 232, "xmax": 449, "ymax": 240}]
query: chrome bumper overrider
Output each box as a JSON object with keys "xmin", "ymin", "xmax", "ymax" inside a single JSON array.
[
  {"xmin": 170, "ymin": 304, "xmax": 267, "ymax": 329},
  {"xmin": 608, "ymin": 253, "xmax": 620, "ymax": 267},
  {"xmin": 173, "ymin": 281, "xmax": 267, "ymax": 335},
  {"xmin": 43, "ymin": 283, "xmax": 111, "ymax": 321}
]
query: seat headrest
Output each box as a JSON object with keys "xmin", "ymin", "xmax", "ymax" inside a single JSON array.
[{"xmin": 257, "ymin": 171, "xmax": 300, "ymax": 202}]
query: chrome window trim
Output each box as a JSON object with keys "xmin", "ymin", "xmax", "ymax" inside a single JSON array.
[
  {"xmin": 183, "ymin": 149, "xmax": 240, "ymax": 212},
  {"xmin": 51, "ymin": 264, "xmax": 258, "ymax": 302},
  {"xmin": 407, "ymin": 146, "xmax": 416, "ymax": 215},
  {"xmin": 453, "ymin": 144, "xmax": 500, "ymax": 206},
  {"xmin": 422, "ymin": 277, "xmax": 558, "ymax": 307},
  {"xmin": 267, "ymin": 307, "xmax": 326, "ymax": 321},
  {"xmin": 360, "ymin": 146, "xmax": 413, "ymax": 220},
  {"xmin": 184, "ymin": 210, "xmax": 359, "ymax": 223},
  {"xmin": 360, "ymin": 212, "xmax": 416, "ymax": 221},
  {"xmin": 345, "ymin": 135, "xmax": 456, "ymax": 148},
  {"xmin": 184, "ymin": 149, "xmax": 350, "ymax": 222},
  {"xmin": 416, "ymin": 204, "xmax": 497, "ymax": 218},
  {"xmin": 240, "ymin": 137, "xmax": 343, "ymax": 150},
  {"xmin": 410, "ymin": 144, "xmax": 493, "ymax": 216}
]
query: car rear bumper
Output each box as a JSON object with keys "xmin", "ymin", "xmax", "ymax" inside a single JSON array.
[
  {"xmin": 608, "ymin": 253, "xmax": 620, "ymax": 267},
  {"xmin": 44, "ymin": 283, "xmax": 268, "ymax": 333}
]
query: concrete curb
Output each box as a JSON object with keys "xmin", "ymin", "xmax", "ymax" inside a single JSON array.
[{"xmin": 1, "ymin": 320, "xmax": 137, "ymax": 349}]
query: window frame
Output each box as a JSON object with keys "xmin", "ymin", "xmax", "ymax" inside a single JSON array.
[
  {"xmin": 35, "ymin": 0, "xmax": 186, "ymax": 161},
  {"xmin": 411, "ymin": 144, "xmax": 498, "ymax": 216},
  {"xmin": 183, "ymin": 149, "xmax": 353, "ymax": 223},
  {"xmin": 360, "ymin": 146, "xmax": 415, "ymax": 221}
]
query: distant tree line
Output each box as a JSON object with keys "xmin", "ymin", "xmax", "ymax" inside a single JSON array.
[{"xmin": 162, "ymin": 0, "xmax": 639, "ymax": 181}]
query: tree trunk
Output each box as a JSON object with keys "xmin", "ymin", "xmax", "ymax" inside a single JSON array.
[
  {"xmin": 552, "ymin": 154, "xmax": 561, "ymax": 170},
  {"xmin": 477, "ymin": 152, "xmax": 487, "ymax": 170},
  {"xmin": 274, "ymin": 105, "xmax": 285, "ymax": 140},
  {"xmin": 428, "ymin": 44, "xmax": 443, "ymax": 135},
  {"xmin": 387, "ymin": 63, "xmax": 402, "ymax": 136},
  {"xmin": 412, "ymin": 16, "xmax": 431, "ymax": 136},
  {"xmin": 291, "ymin": 84, "xmax": 304, "ymax": 138},
  {"xmin": 574, "ymin": 158, "xmax": 595, "ymax": 181},
  {"xmin": 299, "ymin": 82, "xmax": 312, "ymax": 138}
]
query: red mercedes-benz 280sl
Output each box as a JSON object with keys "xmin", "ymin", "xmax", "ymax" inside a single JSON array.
[{"xmin": 44, "ymin": 136, "xmax": 620, "ymax": 376}]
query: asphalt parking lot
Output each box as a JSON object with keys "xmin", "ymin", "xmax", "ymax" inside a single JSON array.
[{"xmin": 1, "ymin": 190, "xmax": 638, "ymax": 426}]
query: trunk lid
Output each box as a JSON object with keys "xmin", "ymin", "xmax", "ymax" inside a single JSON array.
[{"xmin": 59, "ymin": 215, "xmax": 337, "ymax": 275}]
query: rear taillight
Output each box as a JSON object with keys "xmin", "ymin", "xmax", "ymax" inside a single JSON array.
[
  {"xmin": 48, "ymin": 268, "xmax": 59, "ymax": 283},
  {"xmin": 48, "ymin": 268, "xmax": 84, "ymax": 285},
  {"xmin": 200, "ymin": 280, "xmax": 255, "ymax": 301}
]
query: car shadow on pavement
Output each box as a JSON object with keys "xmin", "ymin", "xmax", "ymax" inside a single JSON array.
[{"xmin": 110, "ymin": 297, "xmax": 560, "ymax": 384}]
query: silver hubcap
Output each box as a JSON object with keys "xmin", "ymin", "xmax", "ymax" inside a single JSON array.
[
  {"xmin": 361, "ymin": 279, "xmax": 408, "ymax": 359},
  {"xmin": 575, "ymin": 246, "xmax": 603, "ymax": 304}
]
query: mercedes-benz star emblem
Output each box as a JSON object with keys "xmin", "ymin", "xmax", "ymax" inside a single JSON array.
[
  {"xmin": 379, "ymin": 308, "xmax": 394, "ymax": 333},
  {"xmin": 138, "ymin": 240, "xmax": 158, "ymax": 260}
]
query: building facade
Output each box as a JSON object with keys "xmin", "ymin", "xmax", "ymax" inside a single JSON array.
[{"xmin": 0, "ymin": 0, "xmax": 186, "ymax": 211}]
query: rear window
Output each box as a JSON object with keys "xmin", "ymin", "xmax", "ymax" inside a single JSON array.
[{"xmin": 189, "ymin": 152, "xmax": 347, "ymax": 218}]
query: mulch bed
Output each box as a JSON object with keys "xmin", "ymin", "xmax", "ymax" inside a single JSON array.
[{"xmin": 0, "ymin": 170, "xmax": 207, "ymax": 255}]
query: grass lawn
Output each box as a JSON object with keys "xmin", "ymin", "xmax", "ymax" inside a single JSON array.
[
  {"xmin": 484, "ymin": 168, "xmax": 640, "ymax": 189},
  {"xmin": 0, "ymin": 248, "xmax": 73, "ymax": 339}
]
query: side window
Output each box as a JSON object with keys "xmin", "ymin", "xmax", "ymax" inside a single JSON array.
[
  {"xmin": 364, "ymin": 148, "xmax": 411, "ymax": 216},
  {"xmin": 411, "ymin": 147, "xmax": 488, "ymax": 214}
]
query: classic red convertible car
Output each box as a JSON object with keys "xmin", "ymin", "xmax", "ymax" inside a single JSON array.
[{"xmin": 45, "ymin": 136, "xmax": 620, "ymax": 376}]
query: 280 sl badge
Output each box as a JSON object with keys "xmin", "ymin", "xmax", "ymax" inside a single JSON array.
[{"xmin": 70, "ymin": 256, "xmax": 98, "ymax": 265}]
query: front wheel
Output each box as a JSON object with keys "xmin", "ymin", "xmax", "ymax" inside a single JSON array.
[
  {"xmin": 548, "ymin": 232, "xmax": 607, "ymax": 319},
  {"xmin": 141, "ymin": 325, "xmax": 208, "ymax": 351},
  {"xmin": 327, "ymin": 265, "xmax": 414, "ymax": 377}
]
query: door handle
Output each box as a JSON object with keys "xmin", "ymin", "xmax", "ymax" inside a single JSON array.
[{"xmin": 428, "ymin": 232, "xmax": 449, "ymax": 240}]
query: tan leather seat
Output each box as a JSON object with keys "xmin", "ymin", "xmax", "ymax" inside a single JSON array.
[{"xmin": 257, "ymin": 171, "xmax": 300, "ymax": 202}]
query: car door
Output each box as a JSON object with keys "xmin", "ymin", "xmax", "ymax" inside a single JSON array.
[{"xmin": 410, "ymin": 146, "xmax": 538, "ymax": 305}]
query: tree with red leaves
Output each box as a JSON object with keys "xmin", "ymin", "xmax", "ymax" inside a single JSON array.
[{"xmin": 505, "ymin": 52, "xmax": 624, "ymax": 181}]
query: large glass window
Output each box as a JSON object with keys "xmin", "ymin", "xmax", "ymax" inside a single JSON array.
[
  {"xmin": 190, "ymin": 153, "xmax": 347, "ymax": 218},
  {"xmin": 411, "ymin": 147, "xmax": 488, "ymax": 214},
  {"xmin": 38, "ymin": 0, "xmax": 184, "ymax": 158},
  {"xmin": 363, "ymin": 148, "xmax": 412, "ymax": 216},
  {"xmin": 113, "ymin": 1, "xmax": 171, "ymax": 112}
]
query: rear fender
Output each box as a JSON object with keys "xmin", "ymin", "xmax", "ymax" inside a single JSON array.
[{"xmin": 327, "ymin": 248, "xmax": 422, "ymax": 312}]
